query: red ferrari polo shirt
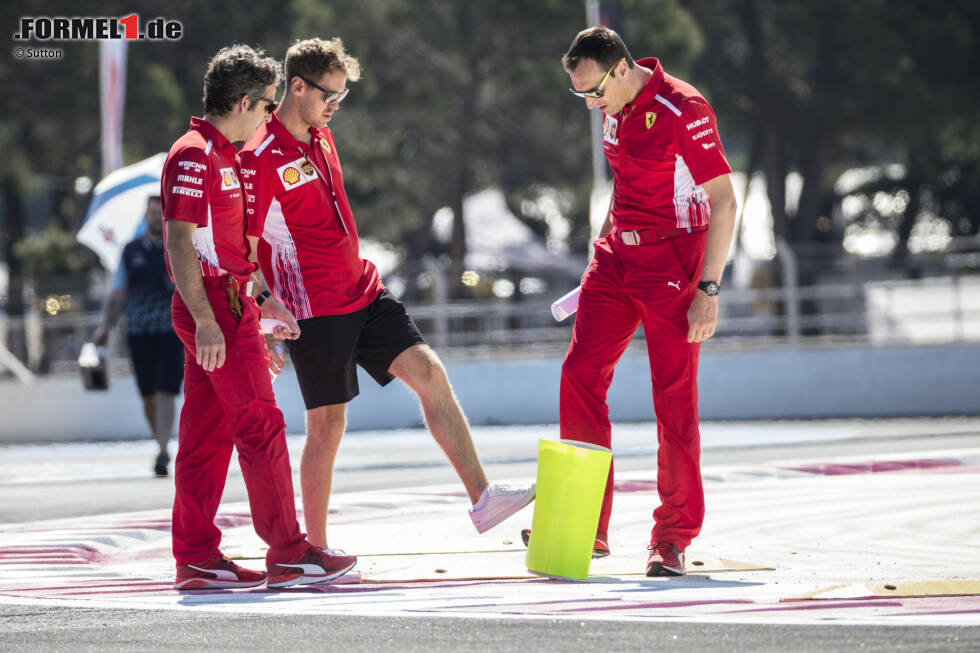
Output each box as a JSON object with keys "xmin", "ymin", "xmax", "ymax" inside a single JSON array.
[
  {"xmin": 239, "ymin": 114, "xmax": 382, "ymax": 319},
  {"xmin": 602, "ymin": 57, "xmax": 731, "ymax": 231},
  {"xmin": 160, "ymin": 117, "xmax": 256, "ymax": 282}
]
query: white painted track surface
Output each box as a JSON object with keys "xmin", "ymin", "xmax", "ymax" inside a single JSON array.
[{"xmin": 1, "ymin": 419, "xmax": 979, "ymax": 626}]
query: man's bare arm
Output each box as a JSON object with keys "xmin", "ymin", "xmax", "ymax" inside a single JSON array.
[
  {"xmin": 686, "ymin": 174, "xmax": 737, "ymax": 343},
  {"xmin": 92, "ymin": 289, "xmax": 125, "ymax": 346},
  {"xmin": 165, "ymin": 220, "xmax": 225, "ymax": 371}
]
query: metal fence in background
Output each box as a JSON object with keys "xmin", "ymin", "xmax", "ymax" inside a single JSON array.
[{"xmin": 1, "ymin": 273, "xmax": 978, "ymax": 378}]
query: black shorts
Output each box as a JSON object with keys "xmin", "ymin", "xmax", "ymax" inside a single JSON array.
[
  {"xmin": 287, "ymin": 289, "xmax": 426, "ymax": 409},
  {"xmin": 127, "ymin": 332, "xmax": 184, "ymax": 397}
]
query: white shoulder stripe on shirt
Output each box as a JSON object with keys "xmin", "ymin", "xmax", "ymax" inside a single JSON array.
[
  {"xmin": 254, "ymin": 134, "xmax": 275, "ymax": 156},
  {"xmin": 204, "ymin": 139, "xmax": 213, "ymax": 155},
  {"xmin": 654, "ymin": 94, "xmax": 682, "ymax": 116}
]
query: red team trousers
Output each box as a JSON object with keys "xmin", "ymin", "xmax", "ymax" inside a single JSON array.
[
  {"xmin": 559, "ymin": 229, "xmax": 708, "ymax": 550},
  {"xmin": 170, "ymin": 283, "xmax": 308, "ymax": 567}
]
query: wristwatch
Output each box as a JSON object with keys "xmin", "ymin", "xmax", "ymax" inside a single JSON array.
[{"xmin": 697, "ymin": 280, "xmax": 720, "ymax": 297}]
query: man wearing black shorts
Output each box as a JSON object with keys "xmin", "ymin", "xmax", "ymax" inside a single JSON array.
[
  {"xmin": 239, "ymin": 37, "xmax": 535, "ymax": 552},
  {"xmin": 94, "ymin": 195, "xmax": 181, "ymax": 476}
]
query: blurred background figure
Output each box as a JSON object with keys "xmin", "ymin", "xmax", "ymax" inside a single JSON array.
[{"xmin": 92, "ymin": 196, "xmax": 182, "ymax": 476}]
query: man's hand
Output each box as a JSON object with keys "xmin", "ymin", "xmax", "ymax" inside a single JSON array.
[
  {"xmin": 686, "ymin": 291, "xmax": 717, "ymax": 343},
  {"xmin": 195, "ymin": 319, "xmax": 226, "ymax": 371},
  {"xmin": 260, "ymin": 296, "xmax": 301, "ymax": 340},
  {"xmin": 264, "ymin": 334, "xmax": 285, "ymax": 376},
  {"xmin": 92, "ymin": 326, "xmax": 109, "ymax": 347}
]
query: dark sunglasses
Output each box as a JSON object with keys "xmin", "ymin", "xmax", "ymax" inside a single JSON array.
[
  {"xmin": 569, "ymin": 58, "xmax": 624, "ymax": 99},
  {"xmin": 241, "ymin": 94, "xmax": 277, "ymax": 115},
  {"xmin": 300, "ymin": 75, "xmax": 350, "ymax": 104}
]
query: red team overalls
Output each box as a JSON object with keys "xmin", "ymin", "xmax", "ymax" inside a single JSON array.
[
  {"xmin": 559, "ymin": 58, "xmax": 731, "ymax": 550},
  {"xmin": 161, "ymin": 118, "xmax": 308, "ymax": 568}
]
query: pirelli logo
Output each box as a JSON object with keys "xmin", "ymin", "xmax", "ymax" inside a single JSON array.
[
  {"xmin": 171, "ymin": 185, "xmax": 203, "ymax": 198},
  {"xmin": 277, "ymin": 157, "xmax": 318, "ymax": 190}
]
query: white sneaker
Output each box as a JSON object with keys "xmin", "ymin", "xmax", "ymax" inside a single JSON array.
[{"xmin": 469, "ymin": 483, "xmax": 536, "ymax": 534}]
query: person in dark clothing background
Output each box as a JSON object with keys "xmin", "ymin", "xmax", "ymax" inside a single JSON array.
[{"xmin": 93, "ymin": 195, "xmax": 183, "ymax": 477}]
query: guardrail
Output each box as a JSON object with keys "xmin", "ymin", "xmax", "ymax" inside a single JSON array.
[{"xmin": 2, "ymin": 273, "xmax": 978, "ymax": 380}]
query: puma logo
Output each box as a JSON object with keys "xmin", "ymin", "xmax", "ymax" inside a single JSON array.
[
  {"xmin": 667, "ymin": 280, "xmax": 682, "ymax": 291},
  {"xmin": 271, "ymin": 148, "xmax": 283, "ymax": 155}
]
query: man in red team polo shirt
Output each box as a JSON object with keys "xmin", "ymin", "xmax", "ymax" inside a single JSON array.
[
  {"xmin": 239, "ymin": 38, "xmax": 535, "ymax": 551},
  {"xmin": 530, "ymin": 27, "xmax": 737, "ymax": 576},
  {"xmin": 162, "ymin": 45, "xmax": 356, "ymax": 589}
]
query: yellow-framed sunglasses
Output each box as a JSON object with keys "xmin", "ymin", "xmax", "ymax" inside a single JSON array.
[{"xmin": 569, "ymin": 58, "xmax": 624, "ymax": 98}]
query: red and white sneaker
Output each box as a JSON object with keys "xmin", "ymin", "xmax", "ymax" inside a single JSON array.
[
  {"xmin": 646, "ymin": 542, "xmax": 685, "ymax": 576},
  {"xmin": 520, "ymin": 528, "xmax": 610, "ymax": 558},
  {"xmin": 266, "ymin": 546, "xmax": 357, "ymax": 588},
  {"xmin": 174, "ymin": 553, "xmax": 267, "ymax": 590},
  {"xmin": 469, "ymin": 483, "xmax": 536, "ymax": 534}
]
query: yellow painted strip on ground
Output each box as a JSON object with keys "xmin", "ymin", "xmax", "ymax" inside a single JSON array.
[
  {"xmin": 867, "ymin": 579, "xmax": 980, "ymax": 597},
  {"xmin": 785, "ymin": 579, "xmax": 980, "ymax": 601}
]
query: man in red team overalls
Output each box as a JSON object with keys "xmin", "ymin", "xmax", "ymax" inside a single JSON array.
[
  {"xmin": 239, "ymin": 38, "xmax": 535, "ymax": 553},
  {"xmin": 548, "ymin": 27, "xmax": 737, "ymax": 576},
  {"xmin": 162, "ymin": 45, "xmax": 356, "ymax": 589}
]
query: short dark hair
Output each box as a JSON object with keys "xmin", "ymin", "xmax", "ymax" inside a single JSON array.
[
  {"xmin": 146, "ymin": 195, "xmax": 161, "ymax": 204},
  {"xmin": 562, "ymin": 26, "xmax": 634, "ymax": 73},
  {"xmin": 202, "ymin": 45, "xmax": 282, "ymax": 116},
  {"xmin": 285, "ymin": 37, "xmax": 361, "ymax": 87}
]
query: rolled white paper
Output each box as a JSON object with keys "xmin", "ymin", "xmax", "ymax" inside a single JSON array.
[
  {"xmin": 551, "ymin": 285, "xmax": 581, "ymax": 322},
  {"xmin": 260, "ymin": 318, "xmax": 291, "ymax": 334}
]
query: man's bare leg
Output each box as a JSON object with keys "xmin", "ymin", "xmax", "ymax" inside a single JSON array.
[
  {"xmin": 389, "ymin": 344, "xmax": 488, "ymax": 504},
  {"xmin": 141, "ymin": 396, "xmax": 157, "ymax": 440},
  {"xmin": 153, "ymin": 391, "xmax": 176, "ymax": 455},
  {"xmin": 301, "ymin": 403, "xmax": 347, "ymax": 548}
]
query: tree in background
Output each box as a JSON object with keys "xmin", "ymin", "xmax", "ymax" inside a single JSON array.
[
  {"xmin": 2, "ymin": 0, "xmax": 979, "ymax": 336},
  {"xmin": 687, "ymin": 0, "xmax": 980, "ymax": 276}
]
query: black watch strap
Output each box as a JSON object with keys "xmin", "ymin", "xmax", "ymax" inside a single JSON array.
[{"xmin": 697, "ymin": 281, "xmax": 720, "ymax": 296}]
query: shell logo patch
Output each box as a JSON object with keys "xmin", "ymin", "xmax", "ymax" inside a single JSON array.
[
  {"xmin": 282, "ymin": 167, "xmax": 300, "ymax": 185},
  {"xmin": 646, "ymin": 112, "xmax": 657, "ymax": 129},
  {"xmin": 219, "ymin": 167, "xmax": 240, "ymax": 190},
  {"xmin": 277, "ymin": 157, "xmax": 319, "ymax": 190}
]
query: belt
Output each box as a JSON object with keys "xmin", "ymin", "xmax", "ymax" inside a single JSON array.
[
  {"xmin": 201, "ymin": 275, "xmax": 253, "ymax": 320},
  {"xmin": 201, "ymin": 275, "xmax": 253, "ymax": 293},
  {"xmin": 618, "ymin": 224, "xmax": 707, "ymax": 245}
]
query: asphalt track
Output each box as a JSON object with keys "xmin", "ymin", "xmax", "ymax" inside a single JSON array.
[{"xmin": 1, "ymin": 419, "xmax": 979, "ymax": 651}]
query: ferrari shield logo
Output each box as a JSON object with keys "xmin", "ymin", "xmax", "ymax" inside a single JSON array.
[
  {"xmin": 320, "ymin": 137, "xmax": 331, "ymax": 154},
  {"xmin": 646, "ymin": 112, "xmax": 657, "ymax": 129}
]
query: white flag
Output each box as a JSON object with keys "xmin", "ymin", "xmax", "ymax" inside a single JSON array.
[
  {"xmin": 77, "ymin": 153, "xmax": 167, "ymax": 272},
  {"xmin": 99, "ymin": 40, "xmax": 128, "ymax": 176}
]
